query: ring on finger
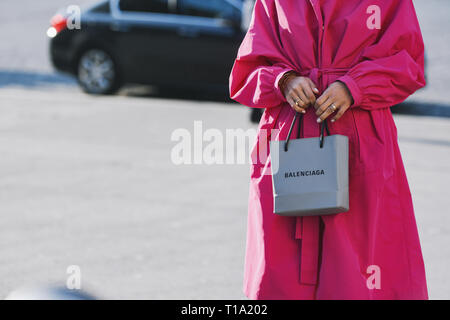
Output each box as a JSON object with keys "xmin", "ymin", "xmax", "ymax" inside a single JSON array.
[{"xmin": 329, "ymin": 103, "xmax": 338, "ymax": 112}]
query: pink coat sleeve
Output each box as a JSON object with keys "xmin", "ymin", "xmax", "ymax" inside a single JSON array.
[
  {"xmin": 229, "ymin": 0, "xmax": 296, "ymax": 109},
  {"xmin": 338, "ymin": 0, "xmax": 426, "ymax": 111}
]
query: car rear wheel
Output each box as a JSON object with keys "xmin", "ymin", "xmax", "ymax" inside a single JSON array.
[{"xmin": 77, "ymin": 49, "xmax": 121, "ymax": 94}]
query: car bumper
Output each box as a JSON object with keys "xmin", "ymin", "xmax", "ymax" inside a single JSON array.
[{"xmin": 49, "ymin": 32, "xmax": 77, "ymax": 74}]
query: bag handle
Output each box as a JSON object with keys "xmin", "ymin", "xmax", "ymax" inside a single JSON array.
[
  {"xmin": 319, "ymin": 117, "xmax": 330, "ymax": 148},
  {"xmin": 284, "ymin": 112, "xmax": 330, "ymax": 152},
  {"xmin": 284, "ymin": 112, "xmax": 303, "ymax": 152}
]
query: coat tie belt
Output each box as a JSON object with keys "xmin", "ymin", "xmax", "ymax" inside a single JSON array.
[
  {"xmin": 300, "ymin": 67, "xmax": 351, "ymax": 90},
  {"xmin": 293, "ymin": 66, "xmax": 350, "ymax": 286}
]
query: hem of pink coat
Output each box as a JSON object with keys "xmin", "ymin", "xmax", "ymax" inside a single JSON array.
[
  {"xmin": 337, "ymin": 74, "xmax": 363, "ymax": 108},
  {"xmin": 243, "ymin": 288, "xmax": 429, "ymax": 300},
  {"xmin": 243, "ymin": 283, "xmax": 258, "ymax": 300},
  {"xmin": 243, "ymin": 280, "xmax": 318, "ymax": 300},
  {"xmin": 243, "ymin": 289, "xmax": 254, "ymax": 300}
]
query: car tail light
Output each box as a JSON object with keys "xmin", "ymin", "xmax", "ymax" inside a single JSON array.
[{"xmin": 47, "ymin": 14, "xmax": 68, "ymax": 38}]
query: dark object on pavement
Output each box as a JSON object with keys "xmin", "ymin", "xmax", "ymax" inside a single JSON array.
[{"xmin": 5, "ymin": 285, "xmax": 97, "ymax": 300}]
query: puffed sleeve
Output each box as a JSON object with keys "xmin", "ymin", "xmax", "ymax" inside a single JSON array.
[
  {"xmin": 229, "ymin": 0, "xmax": 296, "ymax": 108},
  {"xmin": 337, "ymin": 0, "xmax": 426, "ymax": 111}
]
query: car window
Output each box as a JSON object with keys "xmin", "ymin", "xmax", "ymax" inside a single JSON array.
[
  {"xmin": 177, "ymin": 0, "xmax": 239, "ymax": 20},
  {"xmin": 119, "ymin": 0, "xmax": 170, "ymax": 14}
]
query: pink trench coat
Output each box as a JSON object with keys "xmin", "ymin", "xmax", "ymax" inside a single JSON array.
[{"xmin": 229, "ymin": 0, "xmax": 428, "ymax": 300}]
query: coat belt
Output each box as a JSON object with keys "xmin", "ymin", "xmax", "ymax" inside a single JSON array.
[
  {"xmin": 295, "ymin": 216, "xmax": 321, "ymax": 285},
  {"xmin": 292, "ymin": 67, "xmax": 349, "ymax": 286},
  {"xmin": 299, "ymin": 67, "xmax": 350, "ymax": 89}
]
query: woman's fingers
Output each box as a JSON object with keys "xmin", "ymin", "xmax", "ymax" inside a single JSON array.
[
  {"xmin": 288, "ymin": 90, "xmax": 301, "ymax": 107},
  {"xmin": 314, "ymin": 81, "xmax": 353, "ymax": 122},
  {"xmin": 302, "ymin": 83, "xmax": 317, "ymax": 107},
  {"xmin": 316, "ymin": 96, "xmax": 340, "ymax": 123},
  {"xmin": 306, "ymin": 78, "xmax": 320, "ymax": 101},
  {"xmin": 283, "ymin": 76, "xmax": 321, "ymax": 113},
  {"xmin": 295, "ymin": 87, "xmax": 310, "ymax": 108},
  {"xmin": 288, "ymin": 86, "xmax": 308, "ymax": 113},
  {"xmin": 308, "ymin": 79, "xmax": 320, "ymax": 95},
  {"xmin": 318, "ymin": 103, "xmax": 339, "ymax": 123},
  {"xmin": 290, "ymin": 91, "xmax": 306, "ymax": 109},
  {"xmin": 314, "ymin": 90, "xmax": 330, "ymax": 113},
  {"xmin": 293, "ymin": 81, "xmax": 317, "ymax": 109},
  {"xmin": 330, "ymin": 104, "xmax": 350, "ymax": 122},
  {"xmin": 287, "ymin": 95, "xmax": 306, "ymax": 113}
]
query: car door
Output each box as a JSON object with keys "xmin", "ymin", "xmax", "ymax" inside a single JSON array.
[
  {"xmin": 112, "ymin": 0, "xmax": 243, "ymax": 87},
  {"xmin": 111, "ymin": 0, "xmax": 183, "ymax": 84},
  {"xmin": 175, "ymin": 0, "xmax": 244, "ymax": 87}
]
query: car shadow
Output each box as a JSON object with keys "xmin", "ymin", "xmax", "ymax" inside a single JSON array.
[
  {"xmin": 121, "ymin": 84, "xmax": 238, "ymax": 104},
  {"xmin": 1, "ymin": 70, "xmax": 449, "ymax": 120},
  {"xmin": 392, "ymin": 101, "xmax": 450, "ymax": 118},
  {"xmin": 0, "ymin": 69, "xmax": 238, "ymax": 104},
  {"xmin": 0, "ymin": 70, "xmax": 76, "ymax": 88}
]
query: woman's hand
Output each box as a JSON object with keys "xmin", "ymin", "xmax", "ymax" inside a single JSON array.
[
  {"xmin": 281, "ymin": 75, "xmax": 319, "ymax": 114},
  {"xmin": 314, "ymin": 81, "xmax": 354, "ymax": 123}
]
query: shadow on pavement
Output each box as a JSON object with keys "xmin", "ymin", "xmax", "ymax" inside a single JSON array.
[
  {"xmin": 1, "ymin": 70, "xmax": 449, "ymax": 120},
  {"xmin": 0, "ymin": 70, "xmax": 75, "ymax": 88},
  {"xmin": 122, "ymin": 84, "xmax": 236, "ymax": 104},
  {"xmin": 0, "ymin": 69, "xmax": 236, "ymax": 104},
  {"xmin": 392, "ymin": 101, "xmax": 450, "ymax": 118}
]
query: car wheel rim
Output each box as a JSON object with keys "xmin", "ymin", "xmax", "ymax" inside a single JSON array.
[{"xmin": 78, "ymin": 49, "xmax": 115, "ymax": 93}]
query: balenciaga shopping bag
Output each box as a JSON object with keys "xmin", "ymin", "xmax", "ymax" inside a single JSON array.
[{"xmin": 270, "ymin": 112, "xmax": 349, "ymax": 216}]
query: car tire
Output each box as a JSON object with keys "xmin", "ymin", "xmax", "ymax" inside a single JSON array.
[{"xmin": 77, "ymin": 48, "xmax": 121, "ymax": 95}]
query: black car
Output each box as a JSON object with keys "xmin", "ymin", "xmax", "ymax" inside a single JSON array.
[{"xmin": 48, "ymin": 0, "xmax": 248, "ymax": 95}]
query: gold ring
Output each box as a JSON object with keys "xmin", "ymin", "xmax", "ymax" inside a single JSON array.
[
  {"xmin": 295, "ymin": 99, "xmax": 301, "ymax": 107},
  {"xmin": 329, "ymin": 103, "xmax": 337, "ymax": 111}
]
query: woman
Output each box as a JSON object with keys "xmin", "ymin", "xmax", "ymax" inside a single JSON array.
[{"xmin": 229, "ymin": 0, "xmax": 428, "ymax": 300}]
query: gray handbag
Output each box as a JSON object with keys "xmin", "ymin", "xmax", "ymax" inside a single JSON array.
[{"xmin": 270, "ymin": 112, "xmax": 349, "ymax": 216}]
